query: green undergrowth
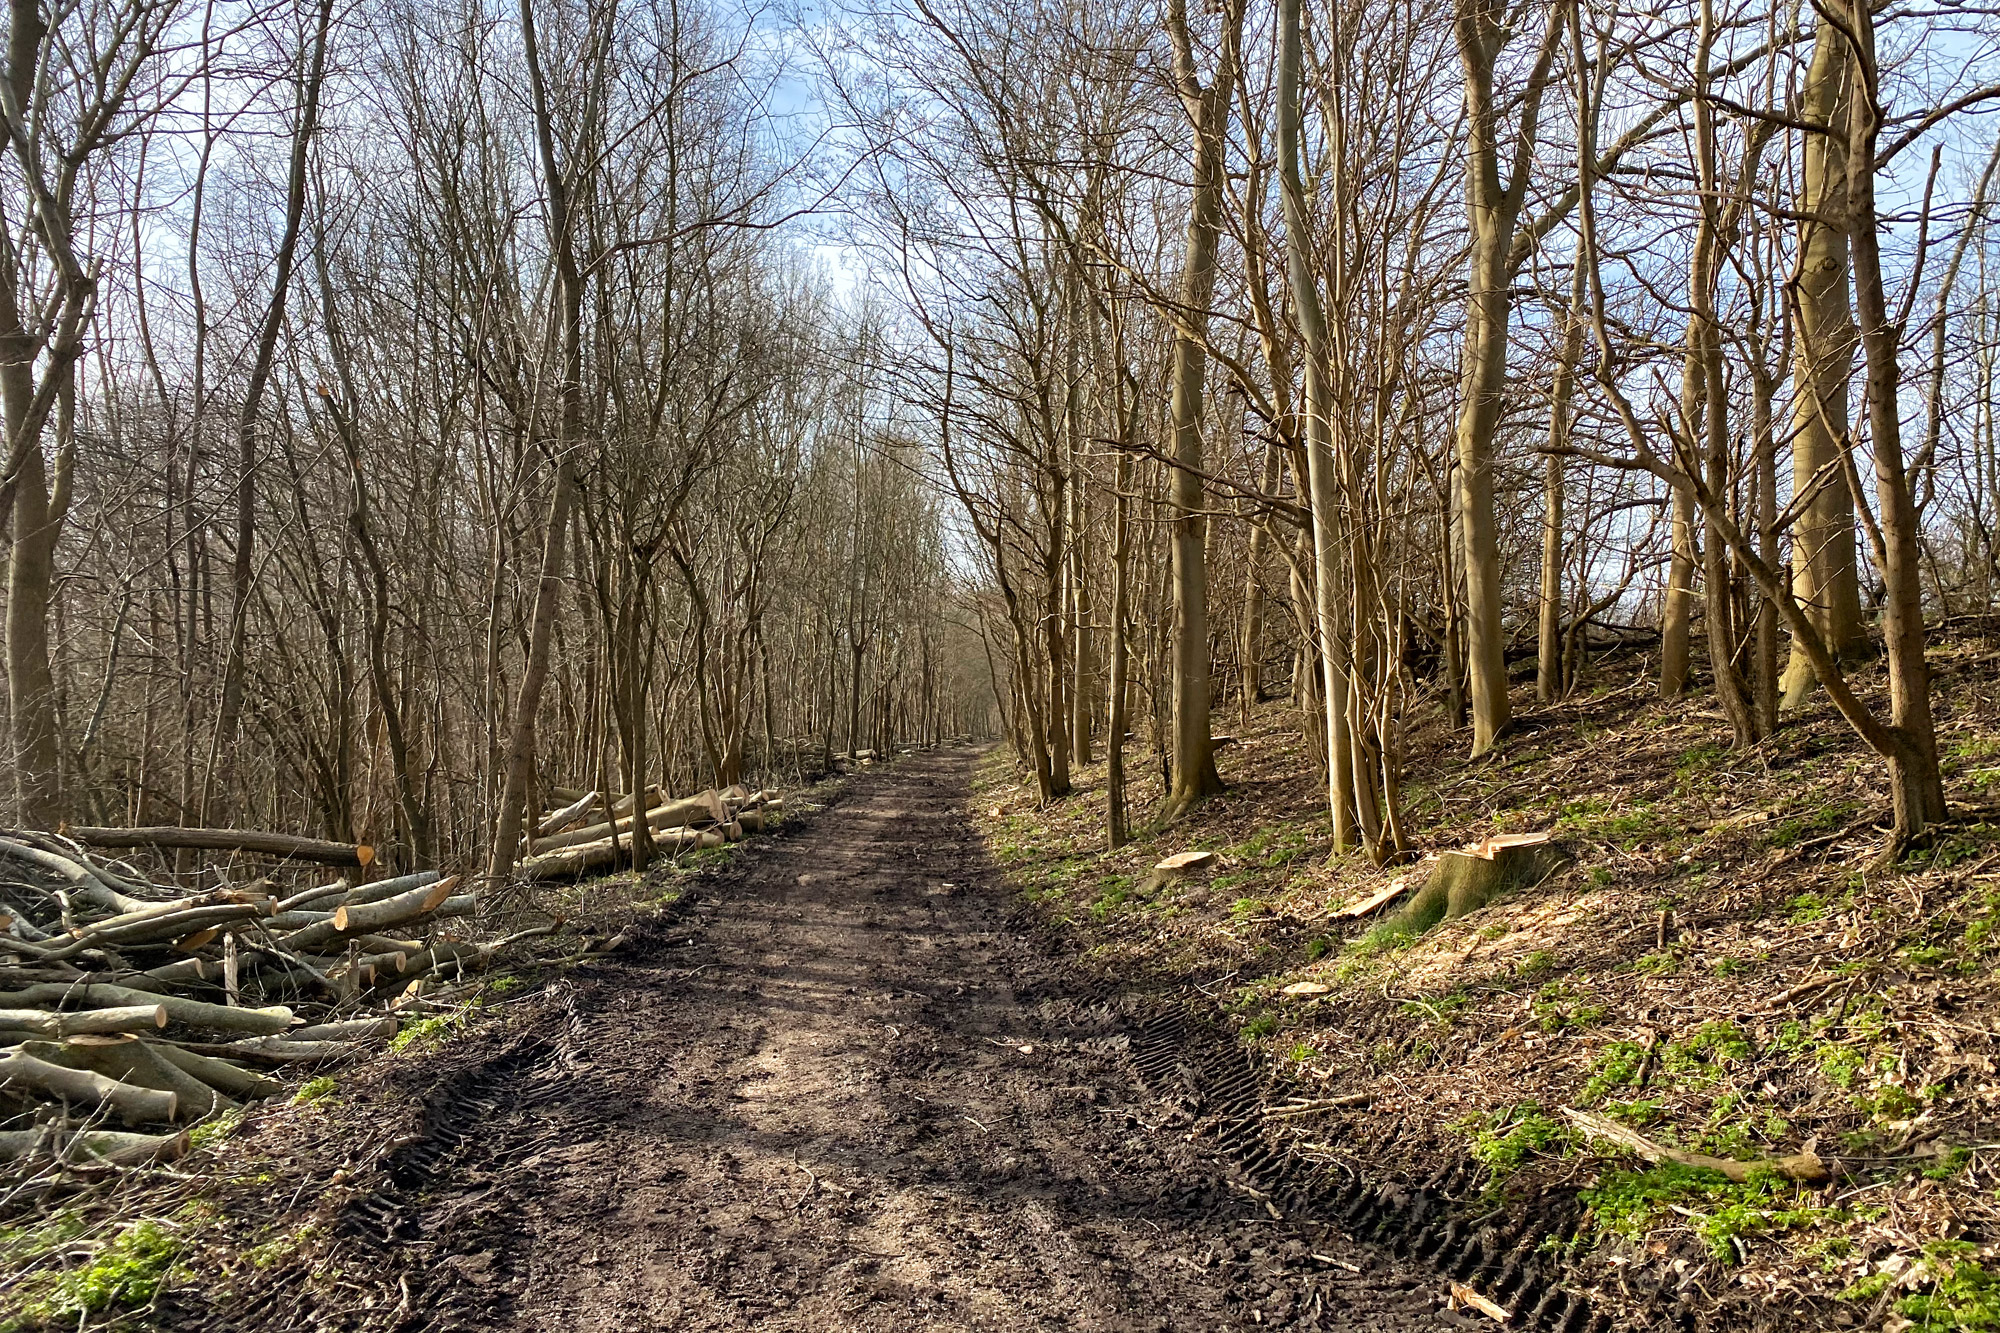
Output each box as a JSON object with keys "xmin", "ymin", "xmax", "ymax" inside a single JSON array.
[
  {"xmin": 1843, "ymin": 1240, "xmax": 2000, "ymax": 1331},
  {"xmin": 1583, "ymin": 1162, "xmax": 1846, "ymax": 1263},
  {"xmin": 2, "ymin": 1214, "xmax": 189, "ymax": 1331}
]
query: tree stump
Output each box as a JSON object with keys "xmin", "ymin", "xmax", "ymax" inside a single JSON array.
[
  {"xmin": 1385, "ymin": 833, "xmax": 1568, "ymax": 935},
  {"xmin": 1142, "ymin": 850, "xmax": 1215, "ymax": 894}
]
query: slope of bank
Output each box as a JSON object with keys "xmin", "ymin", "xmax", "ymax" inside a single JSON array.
[{"xmin": 976, "ymin": 636, "xmax": 2000, "ymax": 1332}]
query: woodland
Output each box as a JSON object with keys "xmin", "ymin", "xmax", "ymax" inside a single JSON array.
[
  {"xmin": 6, "ymin": 0, "xmax": 2000, "ymax": 1321},
  {"xmin": 1, "ymin": 0, "xmax": 1998, "ymax": 887}
]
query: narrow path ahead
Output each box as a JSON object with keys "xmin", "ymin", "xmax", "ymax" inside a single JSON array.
[{"xmin": 372, "ymin": 750, "xmax": 1466, "ymax": 1331}]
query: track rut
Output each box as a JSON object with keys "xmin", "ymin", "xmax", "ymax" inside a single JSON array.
[{"xmin": 261, "ymin": 749, "xmax": 1598, "ymax": 1331}]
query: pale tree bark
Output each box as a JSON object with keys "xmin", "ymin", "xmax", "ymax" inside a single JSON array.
[
  {"xmin": 205, "ymin": 0, "xmax": 334, "ymax": 820},
  {"xmin": 0, "ymin": 0, "xmax": 181, "ymax": 825},
  {"xmin": 1107, "ymin": 448, "xmax": 1134, "ymax": 848},
  {"xmin": 1538, "ymin": 261, "xmax": 1584, "ymax": 702},
  {"xmin": 1781, "ymin": 17, "xmax": 1867, "ymax": 709},
  {"xmin": 1239, "ymin": 442, "xmax": 1281, "ymax": 720},
  {"xmin": 1159, "ymin": 0, "xmax": 1242, "ymax": 817},
  {"xmin": 1277, "ymin": 0, "xmax": 1359, "ymax": 850},
  {"xmin": 1568, "ymin": 0, "xmax": 1944, "ymax": 854},
  {"xmin": 1660, "ymin": 486, "xmax": 1697, "ymax": 696},
  {"xmin": 490, "ymin": 0, "xmax": 599, "ymax": 879},
  {"xmin": 1684, "ymin": 0, "xmax": 1761, "ymax": 747},
  {"xmin": 1835, "ymin": 0, "xmax": 1945, "ymax": 841},
  {"xmin": 1449, "ymin": 0, "xmax": 1567, "ymax": 754}
]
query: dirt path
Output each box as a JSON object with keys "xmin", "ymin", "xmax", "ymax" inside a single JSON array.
[{"xmin": 337, "ymin": 751, "xmax": 1499, "ymax": 1332}]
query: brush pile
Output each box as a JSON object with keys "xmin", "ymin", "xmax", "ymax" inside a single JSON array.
[
  {"xmin": 0, "ymin": 784, "xmax": 785, "ymax": 1170},
  {"xmin": 0, "ymin": 828, "xmax": 518, "ymax": 1168}
]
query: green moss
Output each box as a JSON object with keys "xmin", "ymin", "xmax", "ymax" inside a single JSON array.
[
  {"xmin": 389, "ymin": 1009, "xmax": 469, "ymax": 1054},
  {"xmin": 1764, "ymin": 799, "xmax": 1861, "ymax": 850},
  {"xmin": 1557, "ymin": 798, "xmax": 1663, "ymax": 848},
  {"xmin": 1659, "ymin": 1021, "xmax": 1751, "ymax": 1083},
  {"xmin": 1817, "ymin": 1043, "xmax": 1868, "ymax": 1089},
  {"xmin": 1089, "ymin": 874, "xmax": 1135, "ymax": 921},
  {"xmin": 188, "ymin": 1107, "xmax": 245, "ymax": 1151},
  {"xmin": 1850, "ymin": 1241, "xmax": 2000, "ymax": 1332},
  {"xmin": 1581, "ymin": 1040, "xmax": 1651, "ymax": 1104},
  {"xmin": 1240, "ymin": 1012, "xmax": 1277, "ymax": 1040},
  {"xmin": 244, "ymin": 1221, "xmax": 321, "ymax": 1271},
  {"xmin": 1531, "ymin": 979, "xmax": 1605, "ymax": 1031},
  {"xmin": 290, "ymin": 1075, "xmax": 337, "ymax": 1106},
  {"xmin": 1515, "ymin": 949, "xmax": 1558, "ymax": 979},
  {"xmin": 1401, "ymin": 989, "xmax": 1472, "ymax": 1027}
]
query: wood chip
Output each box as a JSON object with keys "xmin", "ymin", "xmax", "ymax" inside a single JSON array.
[
  {"xmin": 1280, "ymin": 982, "xmax": 1331, "ymax": 997},
  {"xmin": 1450, "ymin": 1282, "xmax": 1511, "ymax": 1322},
  {"xmin": 1153, "ymin": 851, "xmax": 1216, "ymax": 873},
  {"xmin": 1332, "ymin": 876, "xmax": 1410, "ymax": 919}
]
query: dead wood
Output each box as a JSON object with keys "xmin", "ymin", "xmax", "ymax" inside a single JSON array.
[
  {"xmin": 537, "ymin": 789, "xmax": 601, "ymax": 836},
  {"xmin": 146, "ymin": 1041, "xmax": 282, "ymax": 1099},
  {"xmin": 1385, "ymin": 834, "xmax": 1569, "ymax": 934},
  {"xmin": 0, "ymin": 1004, "xmax": 167, "ymax": 1037},
  {"xmin": 65, "ymin": 826, "xmax": 375, "ymax": 867},
  {"xmin": 22, "ymin": 1036, "xmax": 233, "ymax": 1120},
  {"xmin": 1559, "ymin": 1106, "xmax": 1828, "ymax": 1182},
  {"xmin": 0, "ymin": 1125, "xmax": 190, "ymax": 1165},
  {"xmin": 291, "ymin": 1016, "xmax": 397, "ymax": 1042},
  {"xmin": 0, "ymin": 1048, "xmax": 178, "ymax": 1124},
  {"xmin": 0, "ymin": 983, "xmax": 294, "ymax": 1034},
  {"xmin": 330, "ymin": 876, "xmax": 458, "ymax": 935}
]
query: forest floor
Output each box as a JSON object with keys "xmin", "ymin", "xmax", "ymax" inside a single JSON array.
[
  {"xmin": 975, "ymin": 625, "xmax": 2000, "ymax": 1333},
  {"xmin": 13, "ymin": 632, "xmax": 2000, "ymax": 1333},
  {"xmin": 4, "ymin": 746, "xmax": 1508, "ymax": 1332}
]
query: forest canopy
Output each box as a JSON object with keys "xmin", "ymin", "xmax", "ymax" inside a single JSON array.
[{"xmin": 3, "ymin": 0, "xmax": 2000, "ymax": 873}]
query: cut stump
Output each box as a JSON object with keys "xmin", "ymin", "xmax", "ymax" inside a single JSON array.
[{"xmin": 1383, "ymin": 832, "xmax": 1567, "ymax": 935}]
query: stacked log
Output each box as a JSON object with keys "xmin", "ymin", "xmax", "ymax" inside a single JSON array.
[
  {"xmin": 2, "ymin": 786, "xmax": 784, "ymax": 1159},
  {"xmin": 517, "ymin": 784, "xmax": 784, "ymax": 880},
  {"xmin": 0, "ymin": 834, "xmax": 488, "ymax": 1156}
]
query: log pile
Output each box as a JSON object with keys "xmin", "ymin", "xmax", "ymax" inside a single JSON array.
[
  {"xmin": 0, "ymin": 831, "xmax": 495, "ymax": 1167},
  {"xmin": 1, "ymin": 787, "xmax": 785, "ymax": 1167},
  {"xmin": 519, "ymin": 785, "xmax": 784, "ymax": 880}
]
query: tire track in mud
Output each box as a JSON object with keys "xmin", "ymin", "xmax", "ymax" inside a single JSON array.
[{"xmin": 245, "ymin": 751, "xmax": 1602, "ymax": 1332}]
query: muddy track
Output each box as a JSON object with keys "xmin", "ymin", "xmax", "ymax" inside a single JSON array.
[{"xmin": 237, "ymin": 750, "xmax": 1607, "ymax": 1331}]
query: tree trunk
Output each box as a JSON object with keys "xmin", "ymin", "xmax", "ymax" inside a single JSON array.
[
  {"xmin": 206, "ymin": 0, "xmax": 334, "ymax": 819},
  {"xmin": 1159, "ymin": 0, "xmax": 1240, "ymax": 817},
  {"xmin": 1781, "ymin": 19, "xmax": 1867, "ymax": 709},
  {"xmin": 1840, "ymin": 2, "xmax": 1945, "ymax": 844},
  {"xmin": 7, "ymin": 438, "xmax": 64, "ymax": 827},
  {"xmin": 1278, "ymin": 0, "xmax": 1355, "ymax": 849},
  {"xmin": 1538, "ymin": 265, "xmax": 1583, "ymax": 702},
  {"xmin": 1240, "ymin": 443, "xmax": 1280, "ymax": 719},
  {"xmin": 1107, "ymin": 452, "xmax": 1133, "ymax": 848},
  {"xmin": 1449, "ymin": 0, "xmax": 1557, "ymax": 755}
]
